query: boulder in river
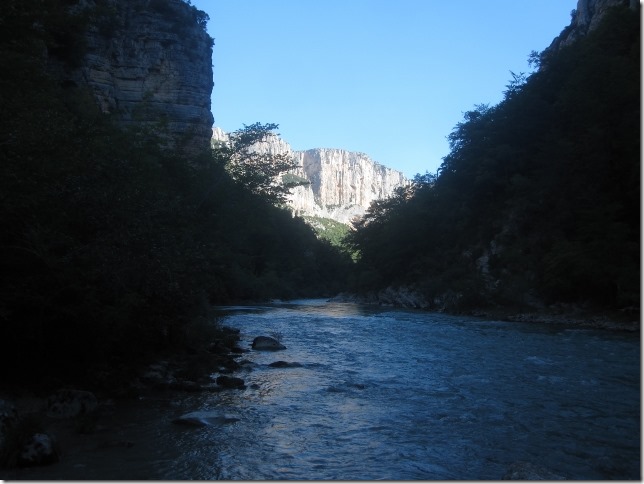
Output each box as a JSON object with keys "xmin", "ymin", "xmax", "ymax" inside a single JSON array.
[
  {"xmin": 268, "ymin": 361, "xmax": 302, "ymax": 368},
  {"xmin": 251, "ymin": 336, "xmax": 286, "ymax": 351},
  {"xmin": 18, "ymin": 433, "xmax": 59, "ymax": 467},
  {"xmin": 46, "ymin": 389, "xmax": 97, "ymax": 419},
  {"xmin": 173, "ymin": 411, "xmax": 240, "ymax": 427},
  {"xmin": 215, "ymin": 375, "xmax": 245, "ymax": 389}
]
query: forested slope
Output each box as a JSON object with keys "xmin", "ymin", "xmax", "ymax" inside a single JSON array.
[
  {"xmin": 0, "ymin": 0, "xmax": 351, "ymax": 385},
  {"xmin": 347, "ymin": 5, "xmax": 639, "ymax": 314}
]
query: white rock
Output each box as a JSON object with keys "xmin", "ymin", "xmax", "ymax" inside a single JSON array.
[{"xmin": 211, "ymin": 128, "xmax": 409, "ymax": 225}]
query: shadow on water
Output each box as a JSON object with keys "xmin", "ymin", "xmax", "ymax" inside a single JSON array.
[{"xmin": 7, "ymin": 299, "xmax": 640, "ymax": 480}]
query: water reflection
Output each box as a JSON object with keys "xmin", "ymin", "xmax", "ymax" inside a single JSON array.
[{"xmin": 8, "ymin": 300, "xmax": 639, "ymax": 480}]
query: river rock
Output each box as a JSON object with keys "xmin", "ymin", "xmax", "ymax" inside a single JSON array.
[
  {"xmin": 172, "ymin": 411, "xmax": 240, "ymax": 427},
  {"xmin": 215, "ymin": 375, "xmax": 245, "ymax": 389},
  {"xmin": 46, "ymin": 390, "xmax": 97, "ymax": 419},
  {"xmin": 268, "ymin": 361, "xmax": 302, "ymax": 368},
  {"xmin": 502, "ymin": 461, "xmax": 565, "ymax": 480},
  {"xmin": 141, "ymin": 361, "xmax": 175, "ymax": 384},
  {"xmin": 207, "ymin": 342, "xmax": 230, "ymax": 355},
  {"xmin": 18, "ymin": 433, "xmax": 58, "ymax": 467},
  {"xmin": 0, "ymin": 399, "xmax": 18, "ymax": 446},
  {"xmin": 251, "ymin": 336, "xmax": 286, "ymax": 351}
]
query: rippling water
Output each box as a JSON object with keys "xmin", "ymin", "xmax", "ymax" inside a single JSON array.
[{"xmin": 7, "ymin": 299, "xmax": 640, "ymax": 479}]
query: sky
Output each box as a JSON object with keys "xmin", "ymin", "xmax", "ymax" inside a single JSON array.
[{"xmin": 190, "ymin": 0, "xmax": 577, "ymax": 179}]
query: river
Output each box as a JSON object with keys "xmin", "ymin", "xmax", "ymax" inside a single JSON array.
[{"xmin": 6, "ymin": 299, "xmax": 640, "ymax": 479}]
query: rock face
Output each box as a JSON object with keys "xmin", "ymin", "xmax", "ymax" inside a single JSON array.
[
  {"xmin": 545, "ymin": 0, "xmax": 636, "ymax": 52},
  {"xmin": 290, "ymin": 149, "xmax": 408, "ymax": 224},
  {"xmin": 52, "ymin": 0, "xmax": 214, "ymax": 152},
  {"xmin": 212, "ymin": 128, "xmax": 409, "ymax": 224}
]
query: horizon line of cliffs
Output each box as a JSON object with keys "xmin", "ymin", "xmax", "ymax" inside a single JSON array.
[{"xmin": 211, "ymin": 127, "xmax": 409, "ymax": 225}]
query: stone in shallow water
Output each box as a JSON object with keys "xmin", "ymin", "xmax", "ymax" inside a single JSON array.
[
  {"xmin": 18, "ymin": 433, "xmax": 58, "ymax": 467},
  {"xmin": 268, "ymin": 361, "xmax": 302, "ymax": 368},
  {"xmin": 215, "ymin": 375, "xmax": 245, "ymax": 389},
  {"xmin": 172, "ymin": 411, "xmax": 240, "ymax": 427},
  {"xmin": 46, "ymin": 389, "xmax": 97, "ymax": 419},
  {"xmin": 251, "ymin": 336, "xmax": 286, "ymax": 351}
]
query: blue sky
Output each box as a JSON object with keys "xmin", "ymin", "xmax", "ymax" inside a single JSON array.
[{"xmin": 190, "ymin": 0, "xmax": 577, "ymax": 178}]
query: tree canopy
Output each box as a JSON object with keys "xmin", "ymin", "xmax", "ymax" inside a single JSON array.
[
  {"xmin": 212, "ymin": 122, "xmax": 307, "ymax": 205},
  {"xmin": 346, "ymin": 5, "xmax": 640, "ymax": 312}
]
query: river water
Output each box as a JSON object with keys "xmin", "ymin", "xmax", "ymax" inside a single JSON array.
[{"xmin": 6, "ymin": 299, "xmax": 640, "ymax": 479}]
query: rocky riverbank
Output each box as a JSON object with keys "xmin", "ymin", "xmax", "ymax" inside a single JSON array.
[
  {"xmin": 330, "ymin": 289, "xmax": 640, "ymax": 332},
  {"xmin": 0, "ymin": 325, "xmax": 253, "ymax": 474}
]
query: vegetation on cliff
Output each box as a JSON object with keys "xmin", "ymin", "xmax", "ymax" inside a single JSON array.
[
  {"xmin": 0, "ymin": 0, "xmax": 351, "ymax": 387},
  {"xmin": 302, "ymin": 216, "xmax": 351, "ymax": 250},
  {"xmin": 347, "ymin": 5, "xmax": 639, "ymax": 314}
]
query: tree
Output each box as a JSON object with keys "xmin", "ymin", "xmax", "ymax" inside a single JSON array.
[
  {"xmin": 212, "ymin": 122, "xmax": 307, "ymax": 205},
  {"xmin": 347, "ymin": 4, "xmax": 640, "ymax": 311}
]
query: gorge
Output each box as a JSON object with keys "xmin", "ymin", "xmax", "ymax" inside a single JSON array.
[{"xmin": 0, "ymin": 0, "xmax": 639, "ymax": 479}]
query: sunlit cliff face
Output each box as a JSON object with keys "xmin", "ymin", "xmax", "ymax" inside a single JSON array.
[
  {"xmin": 212, "ymin": 128, "xmax": 408, "ymax": 224},
  {"xmin": 289, "ymin": 148, "xmax": 408, "ymax": 224}
]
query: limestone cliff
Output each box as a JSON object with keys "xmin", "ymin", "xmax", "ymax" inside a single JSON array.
[
  {"xmin": 289, "ymin": 149, "xmax": 408, "ymax": 224},
  {"xmin": 51, "ymin": 0, "xmax": 214, "ymax": 152},
  {"xmin": 212, "ymin": 128, "xmax": 409, "ymax": 224},
  {"xmin": 545, "ymin": 0, "xmax": 637, "ymax": 53}
]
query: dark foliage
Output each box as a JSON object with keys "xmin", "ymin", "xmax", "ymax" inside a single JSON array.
[
  {"xmin": 347, "ymin": 5, "xmax": 640, "ymax": 312},
  {"xmin": 0, "ymin": 1, "xmax": 351, "ymax": 386}
]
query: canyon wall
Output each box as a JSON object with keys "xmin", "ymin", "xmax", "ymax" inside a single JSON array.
[
  {"xmin": 545, "ymin": 0, "xmax": 637, "ymax": 52},
  {"xmin": 212, "ymin": 128, "xmax": 409, "ymax": 224},
  {"xmin": 52, "ymin": 0, "xmax": 214, "ymax": 152},
  {"xmin": 289, "ymin": 149, "xmax": 408, "ymax": 224}
]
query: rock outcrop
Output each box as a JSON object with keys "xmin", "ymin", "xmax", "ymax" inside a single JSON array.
[
  {"xmin": 51, "ymin": 0, "xmax": 214, "ymax": 152},
  {"xmin": 545, "ymin": 0, "xmax": 637, "ymax": 53},
  {"xmin": 212, "ymin": 128, "xmax": 409, "ymax": 224},
  {"xmin": 290, "ymin": 149, "xmax": 408, "ymax": 224}
]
